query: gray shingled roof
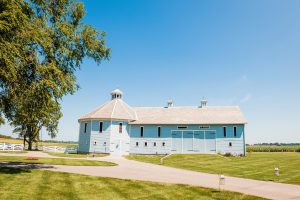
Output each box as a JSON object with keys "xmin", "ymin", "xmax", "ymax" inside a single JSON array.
[
  {"xmin": 78, "ymin": 99, "xmax": 137, "ymax": 121},
  {"xmin": 130, "ymin": 106, "xmax": 247, "ymax": 125},
  {"xmin": 79, "ymin": 99, "xmax": 247, "ymax": 124}
]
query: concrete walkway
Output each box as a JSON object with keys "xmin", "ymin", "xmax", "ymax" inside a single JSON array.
[{"xmin": 1, "ymin": 152, "xmax": 300, "ymax": 200}]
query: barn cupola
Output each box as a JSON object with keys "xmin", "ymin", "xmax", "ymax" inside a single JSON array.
[
  {"xmin": 199, "ymin": 98, "xmax": 207, "ymax": 108},
  {"xmin": 111, "ymin": 89, "xmax": 123, "ymax": 100},
  {"xmin": 167, "ymin": 99, "xmax": 173, "ymax": 108}
]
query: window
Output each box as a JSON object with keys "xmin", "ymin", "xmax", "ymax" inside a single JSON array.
[
  {"xmin": 104, "ymin": 142, "xmax": 106, "ymax": 145},
  {"xmin": 162, "ymin": 142, "xmax": 165, "ymax": 147},
  {"xmin": 200, "ymin": 126, "xmax": 210, "ymax": 129},
  {"xmin": 158, "ymin": 127, "xmax": 161, "ymax": 138},
  {"xmin": 145, "ymin": 142, "xmax": 147, "ymax": 147},
  {"xmin": 229, "ymin": 142, "xmax": 232, "ymax": 147},
  {"xmin": 94, "ymin": 141, "xmax": 97, "ymax": 145},
  {"xmin": 84, "ymin": 123, "xmax": 87, "ymax": 133},
  {"xmin": 99, "ymin": 122, "xmax": 103, "ymax": 133},
  {"xmin": 178, "ymin": 126, "xmax": 187, "ymax": 129},
  {"xmin": 154, "ymin": 142, "xmax": 156, "ymax": 147},
  {"xmin": 136, "ymin": 142, "xmax": 139, "ymax": 147},
  {"xmin": 223, "ymin": 127, "xmax": 227, "ymax": 137},
  {"xmin": 119, "ymin": 123, "xmax": 122, "ymax": 133},
  {"xmin": 140, "ymin": 126, "xmax": 144, "ymax": 137},
  {"xmin": 233, "ymin": 126, "xmax": 237, "ymax": 137}
]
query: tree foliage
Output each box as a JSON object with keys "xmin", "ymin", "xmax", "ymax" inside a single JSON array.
[{"xmin": 0, "ymin": 0, "xmax": 110, "ymax": 149}]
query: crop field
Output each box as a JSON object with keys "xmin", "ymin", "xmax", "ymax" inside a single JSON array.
[{"xmin": 247, "ymin": 145, "xmax": 300, "ymax": 152}]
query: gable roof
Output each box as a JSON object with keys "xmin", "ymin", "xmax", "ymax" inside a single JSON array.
[
  {"xmin": 78, "ymin": 99, "xmax": 137, "ymax": 121},
  {"xmin": 130, "ymin": 106, "xmax": 247, "ymax": 125},
  {"xmin": 78, "ymin": 99, "xmax": 247, "ymax": 125}
]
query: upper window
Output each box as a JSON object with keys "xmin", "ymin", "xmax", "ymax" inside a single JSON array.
[
  {"xmin": 200, "ymin": 126, "xmax": 210, "ymax": 129},
  {"xmin": 229, "ymin": 142, "xmax": 232, "ymax": 147},
  {"xmin": 84, "ymin": 123, "xmax": 87, "ymax": 133},
  {"xmin": 154, "ymin": 142, "xmax": 156, "ymax": 147},
  {"xmin": 162, "ymin": 142, "xmax": 165, "ymax": 147},
  {"xmin": 158, "ymin": 127, "xmax": 161, "ymax": 138},
  {"xmin": 140, "ymin": 126, "xmax": 144, "ymax": 137},
  {"xmin": 223, "ymin": 126, "xmax": 227, "ymax": 137},
  {"xmin": 136, "ymin": 142, "xmax": 139, "ymax": 147},
  {"xmin": 177, "ymin": 126, "xmax": 187, "ymax": 129},
  {"xmin": 119, "ymin": 123, "xmax": 122, "ymax": 133},
  {"xmin": 233, "ymin": 126, "xmax": 237, "ymax": 137},
  {"xmin": 145, "ymin": 142, "xmax": 147, "ymax": 147},
  {"xmin": 99, "ymin": 122, "xmax": 103, "ymax": 133}
]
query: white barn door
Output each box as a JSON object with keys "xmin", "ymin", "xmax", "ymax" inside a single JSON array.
[{"xmin": 171, "ymin": 131, "xmax": 182, "ymax": 152}]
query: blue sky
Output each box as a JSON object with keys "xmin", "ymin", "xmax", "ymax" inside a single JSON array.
[{"xmin": 1, "ymin": 0, "xmax": 300, "ymax": 143}]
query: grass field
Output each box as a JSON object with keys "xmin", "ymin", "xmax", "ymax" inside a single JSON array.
[
  {"xmin": 47, "ymin": 152, "xmax": 108, "ymax": 158},
  {"xmin": 0, "ymin": 169, "xmax": 265, "ymax": 200},
  {"xmin": 0, "ymin": 151, "xmax": 27, "ymax": 154},
  {"xmin": 0, "ymin": 137, "xmax": 77, "ymax": 147},
  {"xmin": 0, "ymin": 156, "xmax": 116, "ymax": 166},
  {"xmin": 126, "ymin": 152, "xmax": 300, "ymax": 185}
]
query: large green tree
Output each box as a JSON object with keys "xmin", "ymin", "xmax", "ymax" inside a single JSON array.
[{"xmin": 0, "ymin": 0, "xmax": 110, "ymax": 149}]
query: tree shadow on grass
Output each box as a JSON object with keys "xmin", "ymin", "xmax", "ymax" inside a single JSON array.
[{"xmin": 0, "ymin": 162, "xmax": 54, "ymax": 174}]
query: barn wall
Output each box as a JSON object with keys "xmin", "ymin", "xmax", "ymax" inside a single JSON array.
[
  {"xmin": 78, "ymin": 121, "xmax": 91, "ymax": 153},
  {"xmin": 89, "ymin": 120, "xmax": 111, "ymax": 153},
  {"xmin": 129, "ymin": 124, "xmax": 245, "ymax": 155}
]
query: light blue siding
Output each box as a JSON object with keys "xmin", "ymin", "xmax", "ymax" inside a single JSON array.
[
  {"xmin": 79, "ymin": 121, "xmax": 245, "ymax": 155},
  {"xmin": 78, "ymin": 121, "xmax": 91, "ymax": 153},
  {"xmin": 89, "ymin": 120, "xmax": 111, "ymax": 153},
  {"xmin": 129, "ymin": 124, "xmax": 245, "ymax": 155}
]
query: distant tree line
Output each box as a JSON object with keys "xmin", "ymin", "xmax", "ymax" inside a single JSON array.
[{"xmin": 247, "ymin": 143, "xmax": 300, "ymax": 146}]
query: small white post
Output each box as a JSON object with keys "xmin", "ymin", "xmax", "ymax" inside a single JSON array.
[
  {"xmin": 219, "ymin": 174, "xmax": 225, "ymax": 191},
  {"xmin": 274, "ymin": 167, "xmax": 279, "ymax": 176}
]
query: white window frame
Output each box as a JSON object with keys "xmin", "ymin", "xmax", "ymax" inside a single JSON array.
[
  {"xmin": 84, "ymin": 123, "xmax": 87, "ymax": 133},
  {"xmin": 99, "ymin": 121, "xmax": 103, "ymax": 133},
  {"xmin": 140, "ymin": 126, "xmax": 144, "ymax": 138},
  {"xmin": 223, "ymin": 126, "xmax": 227, "ymax": 137},
  {"xmin": 157, "ymin": 126, "xmax": 161, "ymax": 138},
  {"xmin": 233, "ymin": 126, "xmax": 237, "ymax": 137}
]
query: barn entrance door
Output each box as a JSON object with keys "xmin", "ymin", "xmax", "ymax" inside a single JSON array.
[{"xmin": 171, "ymin": 131, "xmax": 182, "ymax": 152}]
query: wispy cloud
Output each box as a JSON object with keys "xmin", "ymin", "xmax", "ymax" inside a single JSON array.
[{"xmin": 241, "ymin": 93, "xmax": 252, "ymax": 103}]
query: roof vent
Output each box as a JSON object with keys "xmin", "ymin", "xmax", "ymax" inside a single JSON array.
[
  {"xmin": 167, "ymin": 99, "xmax": 173, "ymax": 108},
  {"xmin": 200, "ymin": 98, "xmax": 207, "ymax": 108},
  {"xmin": 111, "ymin": 89, "xmax": 123, "ymax": 100}
]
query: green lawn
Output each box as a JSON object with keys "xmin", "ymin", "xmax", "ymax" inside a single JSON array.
[
  {"xmin": 126, "ymin": 152, "xmax": 300, "ymax": 185},
  {"xmin": 0, "ymin": 156, "xmax": 116, "ymax": 166},
  {"xmin": 47, "ymin": 152, "xmax": 108, "ymax": 158},
  {"xmin": 0, "ymin": 169, "xmax": 265, "ymax": 200}
]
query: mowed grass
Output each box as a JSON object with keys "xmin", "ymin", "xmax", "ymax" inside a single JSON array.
[
  {"xmin": 0, "ymin": 151, "xmax": 27, "ymax": 154},
  {"xmin": 0, "ymin": 156, "xmax": 116, "ymax": 166},
  {"xmin": 0, "ymin": 169, "xmax": 265, "ymax": 200},
  {"xmin": 126, "ymin": 152, "xmax": 300, "ymax": 185},
  {"xmin": 47, "ymin": 152, "xmax": 108, "ymax": 158},
  {"xmin": 0, "ymin": 137, "xmax": 77, "ymax": 147}
]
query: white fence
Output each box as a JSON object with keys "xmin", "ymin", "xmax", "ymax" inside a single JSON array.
[
  {"xmin": 0, "ymin": 143, "xmax": 24, "ymax": 151},
  {"xmin": 0, "ymin": 142, "xmax": 76, "ymax": 153}
]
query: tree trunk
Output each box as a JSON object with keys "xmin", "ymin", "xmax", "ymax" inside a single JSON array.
[
  {"xmin": 28, "ymin": 139, "xmax": 32, "ymax": 150},
  {"xmin": 23, "ymin": 135, "xmax": 26, "ymax": 151}
]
